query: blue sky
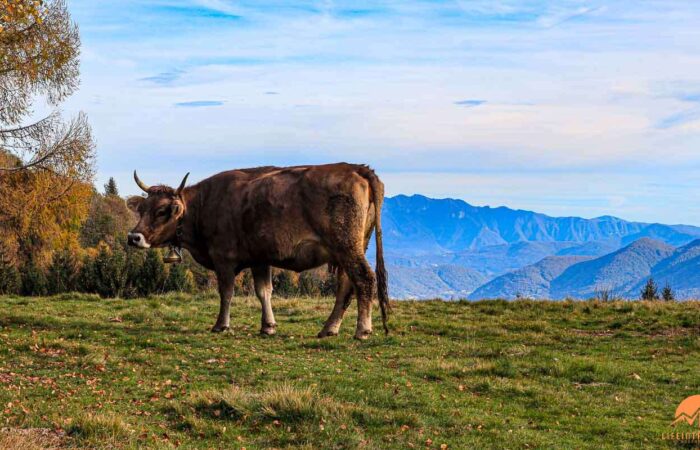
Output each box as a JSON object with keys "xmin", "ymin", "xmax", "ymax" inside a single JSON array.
[{"xmin": 64, "ymin": 0, "xmax": 700, "ymax": 223}]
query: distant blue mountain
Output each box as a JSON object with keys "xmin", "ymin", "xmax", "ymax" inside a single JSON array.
[
  {"xmin": 549, "ymin": 238, "xmax": 675, "ymax": 299},
  {"xmin": 628, "ymin": 239, "xmax": 700, "ymax": 299},
  {"xmin": 379, "ymin": 195, "xmax": 700, "ymax": 299}
]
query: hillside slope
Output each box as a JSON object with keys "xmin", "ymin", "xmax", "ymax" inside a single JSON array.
[
  {"xmin": 549, "ymin": 238, "xmax": 675, "ymax": 299},
  {"xmin": 469, "ymin": 255, "xmax": 593, "ymax": 300},
  {"xmin": 388, "ymin": 264, "xmax": 487, "ymax": 299},
  {"xmin": 629, "ymin": 239, "xmax": 700, "ymax": 299},
  {"xmin": 0, "ymin": 294, "xmax": 698, "ymax": 449}
]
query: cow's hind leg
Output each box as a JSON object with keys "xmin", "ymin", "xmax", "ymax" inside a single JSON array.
[
  {"xmin": 212, "ymin": 265, "xmax": 236, "ymax": 332},
  {"xmin": 344, "ymin": 255, "xmax": 376, "ymax": 340},
  {"xmin": 252, "ymin": 266, "xmax": 276, "ymax": 335},
  {"xmin": 318, "ymin": 271, "xmax": 354, "ymax": 338}
]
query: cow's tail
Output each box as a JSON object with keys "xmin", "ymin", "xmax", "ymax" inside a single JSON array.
[{"xmin": 359, "ymin": 165, "xmax": 390, "ymax": 335}]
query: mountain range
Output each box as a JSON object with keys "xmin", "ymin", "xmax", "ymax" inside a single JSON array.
[{"xmin": 379, "ymin": 195, "xmax": 700, "ymax": 299}]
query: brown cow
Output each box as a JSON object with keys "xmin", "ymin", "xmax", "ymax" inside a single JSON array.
[{"xmin": 126, "ymin": 163, "xmax": 388, "ymax": 340}]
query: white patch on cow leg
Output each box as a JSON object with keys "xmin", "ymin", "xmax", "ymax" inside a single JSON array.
[
  {"xmin": 212, "ymin": 268, "xmax": 234, "ymax": 332},
  {"xmin": 253, "ymin": 266, "xmax": 276, "ymax": 335},
  {"xmin": 318, "ymin": 272, "xmax": 353, "ymax": 338},
  {"xmin": 355, "ymin": 298, "xmax": 373, "ymax": 340}
]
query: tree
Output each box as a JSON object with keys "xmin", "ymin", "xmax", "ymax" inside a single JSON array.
[
  {"xmin": 0, "ymin": 254, "xmax": 19, "ymax": 294},
  {"xmin": 661, "ymin": 283, "xmax": 675, "ymax": 302},
  {"xmin": 20, "ymin": 259, "xmax": 47, "ymax": 296},
  {"xmin": 0, "ymin": 0, "xmax": 95, "ymax": 266},
  {"xmin": 0, "ymin": 150, "xmax": 93, "ymax": 265},
  {"xmin": 0, "ymin": 0, "xmax": 95, "ymax": 179},
  {"xmin": 80, "ymin": 191, "xmax": 133, "ymax": 248},
  {"xmin": 640, "ymin": 277, "xmax": 659, "ymax": 301},
  {"xmin": 46, "ymin": 248, "xmax": 79, "ymax": 294},
  {"xmin": 104, "ymin": 177, "xmax": 118, "ymax": 196}
]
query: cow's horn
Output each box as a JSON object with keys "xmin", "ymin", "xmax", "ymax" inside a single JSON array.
[
  {"xmin": 176, "ymin": 172, "xmax": 190, "ymax": 195},
  {"xmin": 133, "ymin": 171, "xmax": 150, "ymax": 193}
]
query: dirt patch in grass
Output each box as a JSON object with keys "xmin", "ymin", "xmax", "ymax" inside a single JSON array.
[{"xmin": 0, "ymin": 428, "xmax": 66, "ymax": 450}]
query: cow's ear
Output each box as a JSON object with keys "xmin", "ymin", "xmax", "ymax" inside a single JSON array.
[
  {"xmin": 126, "ymin": 196, "xmax": 144, "ymax": 212},
  {"xmin": 171, "ymin": 199, "xmax": 185, "ymax": 219}
]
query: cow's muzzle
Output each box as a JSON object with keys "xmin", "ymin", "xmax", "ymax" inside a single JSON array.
[{"xmin": 128, "ymin": 232, "xmax": 151, "ymax": 249}]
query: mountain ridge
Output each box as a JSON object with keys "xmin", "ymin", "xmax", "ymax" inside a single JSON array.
[{"xmin": 379, "ymin": 195, "xmax": 700, "ymax": 299}]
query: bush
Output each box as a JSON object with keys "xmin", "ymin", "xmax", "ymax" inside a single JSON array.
[
  {"xmin": 137, "ymin": 249, "xmax": 166, "ymax": 296},
  {"xmin": 234, "ymin": 269, "xmax": 254, "ymax": 296},
  {"xmin": 164, "ymin": 263, "xmax": 195, "ymax": 293},
  {"xmin": 47, "ymin": 249, "xmax": 80, "ymax": 294},
  {"xmin": 298, "ymin": 272, "xmax": 320, "ymax": 297},
  {"xmin": 77, "ymin": 244, "xmax": 127, "ymax": 298},
  {"xmin": 21, "ymin": 260, "xmax": 48, "ymax": 296},
  {"xmin": 272, "ymin": 270, "xmax": 297, "ymax": 297},
  {"xmin": 122, "ymin": 248, "xmax": 146, "ymax": 298},
  {"xmin": 0, "ymin": 258, "xmax": 20, "ymax": 295}
]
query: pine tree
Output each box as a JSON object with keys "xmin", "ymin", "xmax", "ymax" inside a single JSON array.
[
  {"xmin": 104, "ymin": 177, "xmax": 119, "ymax": 196},
  {"xmin": 21, "ymin": 260, "xmax": 48, "ymax": 296},
  {"xmin": 0, "ymin": 257, "xmax": 20, "ymax": 295},
  {"xmin": 661, "ymin": 283, "xmax": 675, "ymax": 301},
  {"xmin": 640, "ymin": 277, "xmax": 659, "ymax": 301},
  {"xmin": 47, "ymin": 249, "xmax": 79, "ymax": 294}
]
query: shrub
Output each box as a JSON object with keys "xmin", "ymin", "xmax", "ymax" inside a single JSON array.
[
  {"xmin": 234, "ymin": 269, "xmax": 254, "ymax": 296},
  {"xmin": 47, "ymin": 249, "xmax": 80, "ymax": 294},
  {"xmin": 0, "ymin": 258, "xmax": 20, "ymax": 295},
  {"xmin": 164, "ymin": 263, "xmax": 195, "ymax": 293},
  {"xmin": 137, "ymin": 249, "xmax": 166, "ymax": 296},
  {"xmin": 272, "ymin": 270, "xmax": 297, "ymax": 297},
  {"xmin": 78, "ymin": 244, "xmax": 127, "ymax": 298},
  {"xmin": 21, "ymin": 260, "xmax": 48, "ymax": 296},
  {"xmin": 123, "ymin": 248, "xmax": 146, "ymax": 298},
  {"xmin": 298, "ymin": 272, "xmax": 320, "ymax": 297},
  {"xmin": 77, "ymin": 254, "xmax": 97, "ymax": 294}
]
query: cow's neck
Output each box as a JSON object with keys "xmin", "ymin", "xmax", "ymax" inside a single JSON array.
[{"xmin": 176, "ymin": 186, "xmax": 200, "ymax": 253}]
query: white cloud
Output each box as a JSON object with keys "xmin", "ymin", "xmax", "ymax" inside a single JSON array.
[{"xmin": 66, "ymin": 0, "xmax": 700, "ymax": 223}]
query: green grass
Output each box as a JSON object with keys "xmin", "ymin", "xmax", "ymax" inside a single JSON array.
[{"xmin": 0, "ymin": 294, "xmax": 699, "ymax": 449}]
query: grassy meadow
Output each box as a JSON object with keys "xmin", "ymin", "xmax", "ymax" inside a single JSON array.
[{"xmin": 0, "ymin": 294, "xmax": 699, "ymax": 449}]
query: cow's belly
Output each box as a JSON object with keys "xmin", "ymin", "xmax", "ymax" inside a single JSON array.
[{"xmin": 263, "ymin": 239, "xmax": 331, "ymax": 272}]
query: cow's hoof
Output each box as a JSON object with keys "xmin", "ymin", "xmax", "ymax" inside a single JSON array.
[
  {"xmin": 260, "ymin": 324, "xmax": 277, "ymax": 336},
  {"xmin": 317, "ymin": 329, "xmax": 339, "ymax": 338},
  {"xmin": 211, "ymin": 324, "xmax": 230, "ymax": 333},
  {"xmin": 353, "ymin": 330, "xmax": 372, "ymax": 341}
]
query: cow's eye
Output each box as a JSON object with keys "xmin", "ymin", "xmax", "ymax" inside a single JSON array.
[{"xmin": 156, "ymin": 208, "xmax": 169, "ymax": 218}]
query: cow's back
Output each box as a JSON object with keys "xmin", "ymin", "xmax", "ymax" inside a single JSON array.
[{"xmin": 193, "ymin": 163, "xmax": 373, "ymax": 267}]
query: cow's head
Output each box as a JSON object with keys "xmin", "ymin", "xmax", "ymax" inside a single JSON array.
[{"xmin": 126, "ymin": 171, "xmax": 189, "ymax": 248}]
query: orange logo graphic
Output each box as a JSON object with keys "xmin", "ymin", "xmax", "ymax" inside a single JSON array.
[{"xmin": 673, "ymin": 395, "xmax": 700, "ymax": 427}]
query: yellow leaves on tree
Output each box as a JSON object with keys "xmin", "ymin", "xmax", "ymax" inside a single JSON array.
[
  {"xmin": 0, "ymin": 0, "xmax": 94, "ymax": 265},
  {"xmin": 0, "ymin": 151, "xmax": 92, "ymax": 266}
]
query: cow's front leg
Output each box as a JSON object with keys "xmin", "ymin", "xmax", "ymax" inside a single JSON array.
[
  {"xmin": 212, "ymin": 266, "xmax": 236, "ymax": 332},
  {"xmin": 252, "ymin": 265, "xmax": 276, "ymax": 335}
]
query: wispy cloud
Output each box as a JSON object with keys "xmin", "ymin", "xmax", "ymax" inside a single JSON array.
[
  {"xmin": 656, "ymin": 108, "xmax": 700, "ymax": 129},
  {"xmin": 454, "ymin": 99, "xmax": 486, "ymax": 107},
  {"xmin": 69, "ymin": 0, "xmax": 700, "ymax": 223},
  {"xmin": 174, "ymin": 100, "xmax": 224, "ymax": 108},
  {"xmin": 140, "ymin": 69, "xmax": 185, "ymax": 86}
]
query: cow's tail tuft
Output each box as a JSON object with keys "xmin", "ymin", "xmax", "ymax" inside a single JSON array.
[{"xmin": 360, "ymin": 166, "xmax": 390, "ymax": 334}]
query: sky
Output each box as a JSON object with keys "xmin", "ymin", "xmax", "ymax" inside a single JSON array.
[{"xmin": 62, "ymin": 0, "xmax": 700, "ymax": 224}]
